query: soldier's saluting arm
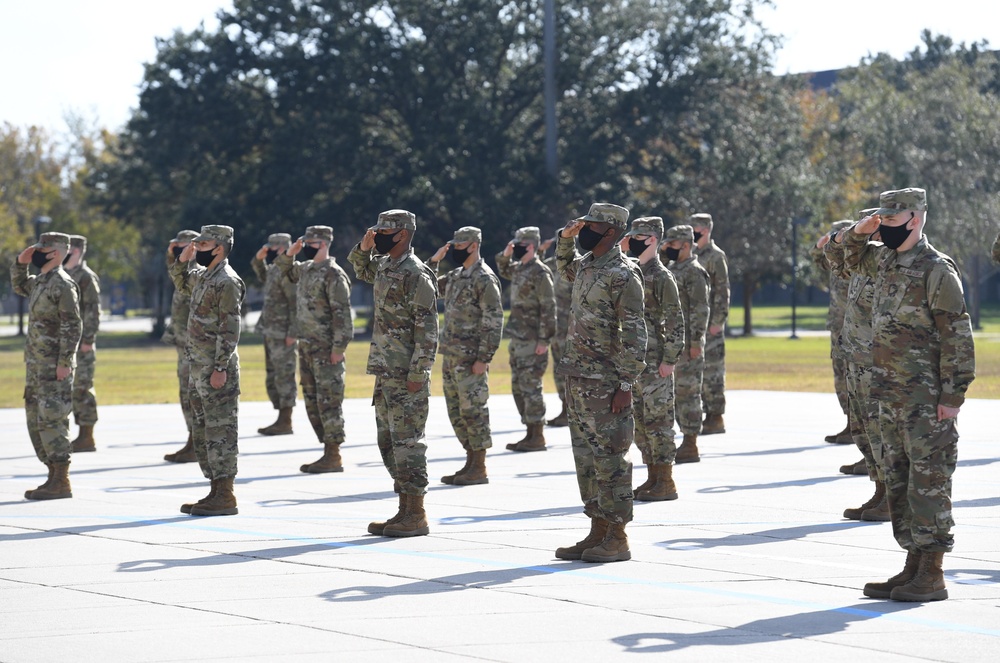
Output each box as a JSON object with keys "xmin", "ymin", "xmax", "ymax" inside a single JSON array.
[
  {"xmin": 348, "ymin": 242, "xmax": 379, "ymax": 284},
  {"xmin": 554, "ymin": 230, "xmax": 582, "ymax": 282}
]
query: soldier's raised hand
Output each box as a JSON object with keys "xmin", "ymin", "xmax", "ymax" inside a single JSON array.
[
  {"xmin": 17, "ymin": 246, "xmax": 35, "ymax": 264},
  {"xmin": 854, "ymin": 213, "xmax": 880, "ymax": 236},
  {"xmin": 539, "ymin": 238, "xmax": 554, "ymax": 253},
  {"xmin": 288, "ymin": 238, "xmax": 303, "ymax": 256},
  {"xmin": 179, "ymin": 243, "xmax": 196, "ymax": 263},
  {"xmin": 255, "ymin": 244, "xmax": 269, "ymax": 261},
  {"xmin": 561, "ymin": 220, "xmax": 585, "ymax": 237},
  {"xmin": 360, "ymin": 229, "xmax": 376, "ymax": 252},
  {"xmin": 503, "ymin": 241, "xmax": 514, "ymax": 258},
  {"xmin": 431, "ymin": 243, "xmax": 450, "ymax": 263}
]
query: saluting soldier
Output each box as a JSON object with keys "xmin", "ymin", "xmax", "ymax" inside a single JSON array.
[
  {"xmin": 690, "ymin": 214, "xmax": 730, "ymax": 435},
  {"xmin": 541, "ymin": 235, "xmax": 573, "ymax": 427},
  {"xmin": 163, "ymin": 230, "xmax": 199, "ymax": 463},
  {"xmin": 62, "ymin": 235, "xmax": 102, "ymax": 453}
]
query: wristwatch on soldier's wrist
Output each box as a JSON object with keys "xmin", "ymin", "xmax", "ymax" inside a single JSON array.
[{"xmin": 619, "ymin": 381, "xmax": 632, "ymax": 392}]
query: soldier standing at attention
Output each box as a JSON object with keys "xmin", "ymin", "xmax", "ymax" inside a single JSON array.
[
  {"xmin": 349, "ymin": 210, "xmax": 438, "ymax": 537},
  {"xmin": 690, "ymin": 214, "xmax": 730, "ymax": 435},
  {"xmin": 541, "ymin": 235, "xmax": 573, "ymax": 427},
  {"xmin": 277, "ymin": 226, "xmax": 354, "ymax": 473},
  {"xmin": 622, "ymin": 217, "xmax": 684, "ymax": 502},
  {"xmin": 428, "ymin": 226, "xmax": 504, "ymax": 485},
  {"xmin": 554, "ymin": 203, "xmax": 646, "ymax": 563},
  {"xmin": 169, "ymin": 225, "xmax": 246, "ymax": 517},
  {"xmin": 12, "ymin": 232, "xmax": 82, "ymax": 500},
  {"xmin": 496, "ymin": 226, "xmax": 556, "ymax": 452},
  {"xmin": 811, "ymin": 220, "xmax": 854, "ymax": 445},
  {"xmin": 163, "ymin": 230, "xmax": 199, "ymax": 463},
  {"xmin": 661, "ymin": 225, "xmax": 710, "ymax": 464},
  {"xmin": 251, "ymin": 233, "xmax": 298, "ymax": 436},
  {"xmin": 843, "ymin": 188, "xmax": 975, "ymax": 602},
  {"xmin": 62, "ymin": 235, "xmax": 101, "ymax": 453}
]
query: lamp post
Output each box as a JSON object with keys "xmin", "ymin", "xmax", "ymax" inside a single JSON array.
[
  {"xmin": 17, "ymin": 215, "xmax": 52, "ymax": 336},
  {"xmin": 790, "ymin": 216, "xmax": 808, "ymax": 340}
]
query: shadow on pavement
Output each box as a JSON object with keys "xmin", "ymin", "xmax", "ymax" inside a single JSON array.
[
  {"xmin": 0, "ymin": 517, "xmax": 191, "ymax": 542},
  {"xmin": 699, "ymin": 475, "xmax": 850, "ymax": 493},
  {"xmin": 437, "ymin": 504, "xmax": 581, "ymax": 525},
  {"xmin": 658, "ymin": 521, "xmax": 876, "ymax": 550}
]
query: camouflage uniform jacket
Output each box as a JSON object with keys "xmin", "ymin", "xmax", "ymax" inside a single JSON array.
[
  {"xmin": 429, "ymin": 257, "xmax": 504, "ymax": 363},
  {"xmin": 348, "ymin": 245, "xmax": 439, "ymax": 382},
  {"xmin": 495, "ymin": 253, "xmax": 556, "ymax": 343},
  {"xmin": 166, "ymin": 249, "xmax": 192, "ymax": 348},
  {"xmin": 637, "ymin": 257, "xmax": 684, "ymax": 367},
  {"xmin": 825, "ymin": 239, "xmax": 875, "ymax": 367},
  {"xmin": 993, "ymin": 232, "xmax": 1000, "ymax": 265},
  {"xmin": 251, "ymin": 256, "xmax": 297, "ymax": 339},
  {"xmin": 845, "ymin": 233, "xmax": 975, "ymax": 407},
  {"xmin": 276, "ymin": 255, "xmax": 353, "ymax": 353},
  {"xmin": 811, "ymin": 244, "xmax": 850, "ymax": 334},
  {"xmin": 668, "ymin": 256, "xmax": 710, "ymax": 352},
  {"xmin": 169, "ymin": 258, "xmax": 246, "ymax": 371},
  {"xmin": 554, "ymin": 236, "xmax": 647, "ymax": 382},
  {"xmin": 544, "ymin": 255, "xmax": 574, "ymax": 340},
  {"xmin": 66, "ymin": 261, "xmax": 101, "ymax": 345},
  {"xmin": 11, "ymin": 262, "xmax": 82, "ymax": 369},
  {"xmin": 695, "ymin": 240, "xmax": 730, "ymax": 329}
]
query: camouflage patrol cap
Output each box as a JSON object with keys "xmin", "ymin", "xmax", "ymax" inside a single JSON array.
[
  {"xmin": 689, "ymin": 213, "xmax": 713, "ymax": 228},
  {"xmin": 581, "ymin": 202, "xmax": 629, "ymax": 229},
  {"xmin": 831, "ymin": 220, "xmax": 853, "ymax": 231},
  {"xmin": 173, "ymin": 229, "xmax": 199, "ymax": 243},
  {"xmin": 663, "ymin": 224, "xmax": 695, "ymax": 243},
  {"xmin": 69, "ymin": 234, "xmax": 87, "ymax": 251},
  {"xmin": 514, "ymin": 226, "xmax": 541, "ymax": 245},
  {"xmin": 374, "ymin": 209, "xmax": 416, "ymax": 231},
  {"xmin": 267, "ymin": 233, "xmax": 293, "ymax": 247},
  {"xmin": 35, "ymin": 232, "xmax": 70, "ymax": 252},
  {"xmin": 303, "ymin": 226, "xmax": 333, "ymax": 243},
  {"xmin": 857, "ymin": 208, "xmax": 879, "ymax": 220},
  {"xmin": 195, "ymin": 225, "xmax": 235, "ymax": 244},
  {"xmin": 875, "ymin": 188, "xmax": 927, "ymax": 215},
  {"xmin": 452, "ymin": 226, "xmax": 482, "ymax": 244},
  {"xmin": 626, "ymin": 216, "xmax": 664, "ymax": 239}
]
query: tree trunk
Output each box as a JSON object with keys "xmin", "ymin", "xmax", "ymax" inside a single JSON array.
[{"xmin": 742, "ymin": 274, "xmax": 756, "ymax": 336}]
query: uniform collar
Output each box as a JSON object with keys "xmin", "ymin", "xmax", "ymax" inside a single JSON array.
[
  {"xmin": 584, "ymin": 244, "xmax": 625, "ymax": 269},
  {"xmin": 383, "ymin": 247, "xmax": 413, "ymax": 270}
]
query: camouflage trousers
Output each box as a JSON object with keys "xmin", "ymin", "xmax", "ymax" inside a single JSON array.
[
  {"xmin": 878, "ymin": 401, "xmax": 957, "ymax": 553},
  {"xmin": 551, "ymin": 335, "xmax": 568, "ymax": 406},
  {"xmin": 175, "ymin": 347, "xmax": 194, "ymax": 432},
  {"xmin": 674, "ymin": 350, "xmax": 704, "ymax": 435},
  {"xmin": 264, "ymin": 335, "xmax": 298, "ymax": 409},
  {"xmin": 633, "ymin": 362, "xmax": 677, "ymax": 465},
  {"xmin": 566, "ymin": 375, "xmax": 634, "ymax": 525},
  {"xmin": 509, "ymin": 338, "xmax": 547, "ymax": 424},
  {"xmin": 830, "ymin": 337, "xmax": 849, "ymax": 415},
  {"xmin": 189, "ymin": 359, "xmax": 240, "ymax": 480},
  {"xmin": 24, "ymin": 365, "xmax": 73, "ymax": 464},
  {"xmin": 299, "ymin": 344, "xmax": 345, "ymax": 446},
  {"xmin": 72, "ymin": 347, "xmax": 98, "ymax": 425},
  {"xmin": 846, "ymin": 361, "xmax": 882, "ymax": 481},
  {"xmin": 701, "ymin": 330, "xmax": 726, "ymax": 416},
  {"xmin": 442, "ymin": 355, "xmax": 492, "ymax": 451},
  {"xmin": 373, "ymin": 376, "xmax": 429, "ymax": 496}
]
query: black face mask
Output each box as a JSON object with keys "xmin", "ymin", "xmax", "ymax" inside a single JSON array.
[
  {"xmin": 511, "ymin": 244, "xmax": 529, "ymax": 261},
  {"xmin": 300, "ymin": 245, "xmax": 319, "ymax": 261},
  {"xmin": 627, "ymin": 238, "xmax": 649, "ymax": 257},
  {"xmin": 172, "ymin": 246, "xmax": 185, "ymax": 259},
  {"xmin": 878, "ymin": 214, "xmax": 914, "ymax": 250},
  {"xmin": 449, "ymin": 245, "xmax": 471, "ymax": 265},
  {"xmin": 265, "ymin": 249, "xmax": 279, "ymax": 264},
  {"xmin": 578, "ymin": 226, "xmax": 606, "ymax": 252},
  {"xmin": 373, "ymin": 231, "xmax": 400, "ymax": 255},
  {"xmin": 693, "ymin": 231, "xmax": 703, "ymax": 242},
  {"xmin": 662, "ymin": 246, "xmax": 681, "ymax": 262},
  {"xmin": 195, "ymin": 249, "xmax": 217, "ymax": 267},
  {"xmin": 32, "ymin": 250, "xmax": 51, "ymax": 269}
]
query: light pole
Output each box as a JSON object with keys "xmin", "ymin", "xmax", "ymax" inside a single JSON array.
[
  {"xmin": 790, "ymin": 217, "xmax": 808, "ymax": 340},
  {"xmin": 543, "ymin": 0, "xmax": 557, "ymax": 180},
  {"xmin": 17, "ymin": 215, "xmax": 52, "ymax": 336}
]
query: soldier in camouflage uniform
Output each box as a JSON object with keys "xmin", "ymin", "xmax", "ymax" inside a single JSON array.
[
  {"xmin": 349, "ymin": 210, "xmax": 438, "ymax": 537},
  {"xmin": 811, "ymin": 221, "xmax": 854, "ymax": 445},
  {"xmin": 690, "ymin": 214, "xmax": 730, "ymax": 435},
  {"xmin": 169, "ymin": 225, "xmax": 246, "ymax": 517},
  {"xmin": 661, "ymin": 225, "xmax": 710, "ymax": 463},
  {"xmin": 993, "ymin": 232, "xmax": 1000, "ymax": 264},
  {"xmin": 277, "ymin": 226, "xmax": 354, "ymax": 473},
  {"xmin": 61, "ymin": 235, "xmax": 101, "ymax": 453},
  {"xmin": 541, "ymin": 236, "xmax": 573, "ymax": 427},
  {"xmin": 251, "ymin": 233, "xmax": 298, "ymax": 436},
  {"xmin": 163, "ymin": 230, "xmax": 199, "ymax": 463},
  {"xmin": 496, "ymin": 226, "xmax": 556, "ymax": 451},
  {"xmin": 12, "ymin": 232, "xmax": 82, "ymax": 500},
  {"xmin": 554, "ymin": 203, "xmax": 647, "ymax": 563},
  {"xmin": 428, "ymin": 226, "xmax": 504, "ymax": 485},
  {"xmin": 621, "ymin": 217, "xmax": 684, "ymax": 502},
  {"xmin": 844, "ymin": 188, "xmax": 975, "ymax": 602}
]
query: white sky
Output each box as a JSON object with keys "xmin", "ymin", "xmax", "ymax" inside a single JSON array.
[{"xmin": 0, "ymin": 0, "xmax": 997, "ymax": 134}]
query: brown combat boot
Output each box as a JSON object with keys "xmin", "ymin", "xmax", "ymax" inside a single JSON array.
[
  {"xmin": 441, "ymin": 442, "xmax": 473, "ymax": 485},
  {"xmin": 300, "ymin": 443, "xmax": 343, "ymax": 473},
  {"xmin": 453, "ymin": 449, "xmax": 489, "ymax": 486},
  {"xmin": 71, "ymin": 425, "xmax": 96, "ymax": 453},
  {"xmin": 636, "ymin": 464, "xmax": 678, "ymax": 502},
  {"xmin": 844, "ymin": 480, "xmax": 886, "ymax": 520},
  {"xmin": 864, "ymin": 550, "xmax": 921, "ymax": 598},
  {"xmin": 839, "ymin": 458, "xmax": 868, "ymax": 475},
  {"xmin": 258, "ymin": 407, "xmax": 294, "ymax": 436},
  {"xmin": 164, "ymin": 433, "xmax": 197, "ymax": 463},
  {"xmin": 547, "ymin": 403, "xmax": 569, "ymax": 427},
  {"xmin": 701, "ymin": 414, "xmax": 726, "ymax": 435},
  {"xmin": 825, "ymin": 423, "xmax": 852, "ymax": 444},
  {"xmin": 891, "ymin": 552, "xmax": 948, "ymax": 602},
  {"xmin": 24, "ymin": 463, "xmax": 55, "ymax": 500},
  {"xmin": 861, "ymin": 490, "xmax": 891, "ymax": 522},
  {"xmin": 181, "ymin": 480, "xmax": 216, "ymax": 515},
  {"xmin": 383, "ymin": 494, "xmax": 430, "ymax": 537},
  {"xmin": 634, "ymin": 465, "xmax": 656, "ymax": 496},
  {"xmin": 507, "ymin": 423, "xmax": 547, "ymax": 452},
  {"xmin": 26, "ymin": 461, "xmax": 72, "ymax": 500},
  {"xmin": 555, "ymin": 518, "xmax": 609, "ymax": 560},
  {"xmin": 675, "ymin": 434, "xmax": 700, "ymax": 464},
  {"xmin": 582, "ymin": 522, "xmax": 631, "ymax": 563},
  {"xmin": 191, "ymin": 477, "xmax": 238, "ymax": 516},
  {"xmin": 368, "ymin": 485, "xmax": 405, "ymax": 535}
]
